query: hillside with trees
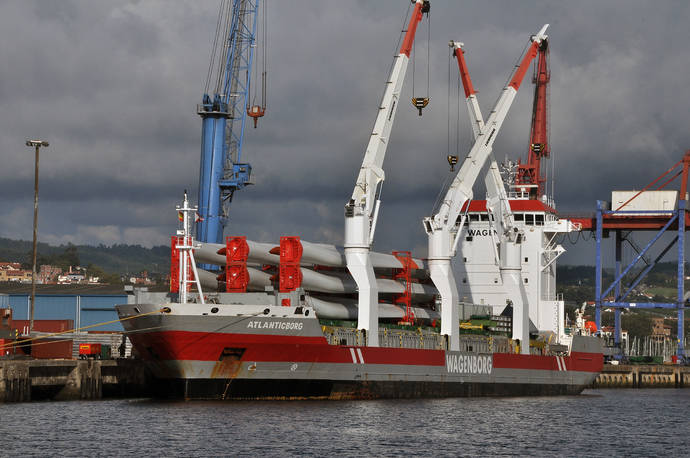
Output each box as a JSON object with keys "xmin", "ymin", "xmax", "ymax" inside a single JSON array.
[{"xmin": 0, "ymin": 237, "xmax": 170, "ymax": 278}]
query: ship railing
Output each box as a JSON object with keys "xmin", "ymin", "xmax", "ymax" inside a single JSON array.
[
  {"xmin": 507, "ymin": 191, "xmax": 530, "ymax": 200},
  {"xmin": 321, "ymin": 325, "xmax": 517, "ymax": 353}
]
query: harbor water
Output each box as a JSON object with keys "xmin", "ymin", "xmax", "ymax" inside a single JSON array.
[{"xmin": 1, "ymin": 389, "xmax": 688, "ymax": 456}]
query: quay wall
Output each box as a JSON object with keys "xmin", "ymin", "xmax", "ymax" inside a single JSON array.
[
  {"xmin": 0, "ymin": 359, "xmax": 151, "ymax": 402},
  {"xmin": 593, "ymin": 364, "xmax": 689, "ymax": 388}
]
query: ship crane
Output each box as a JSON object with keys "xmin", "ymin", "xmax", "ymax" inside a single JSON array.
[
  {"xmin": 196, "ymin": 0, "xmax": 265, "ymax": 254},
  {"xmin": 344, "ymin": 0, "xmax": 430, "ymax": 346},
  {"xmin": 515, "ymin": 37, "xmax": 550, "ymax": 200},
  {"xmin": 424, "ymin": 25, "xmax": 548, "ymax": 352},
  {"xmin": 450, "ymin": 40, "xmax": 529, "ymax": 352}
]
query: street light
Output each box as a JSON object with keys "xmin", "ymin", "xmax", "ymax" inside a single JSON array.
[{"xmin": 25, "ymin": 139, "xmax": 49, "ymax": 334}]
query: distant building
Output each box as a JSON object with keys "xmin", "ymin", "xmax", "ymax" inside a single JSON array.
[
  {"xmin": 38, "ymin": 265, "xmax": 62, "ymax": 284},
  {"xmin": 129, "ymin": 271, "xmax": 155, "ymax": 286},
  {"xmin": 600, "ymin": 326, "xmax": 629, "ymax": 347},
  {"xmin": 5, "ymin": 269, "xmax": 32, "ymax": 283},
  {"xmin": 57, "ymin": 266, "xmax": 92, "ymax": 285},
  {"xmin": 651, "ymin": 317, "xmax": 672, "ymax": 341},
  {"xmin": 0, "ymin": 262, "xmax": 22, "ymax": 271},
  {"xmin": 0, "ymin": 262, "xmax": 29, "ymax": 282}
]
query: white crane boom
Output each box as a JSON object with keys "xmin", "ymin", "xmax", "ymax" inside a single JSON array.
[
  {"xmin": 425, "ymin": 25, "xmax": 548, "ymax": 351},
  {"xmin": 453, "ymin": 40, "xmax": 529, "ymax": 352},
  {"xmin": 344, "ymin": 0, "xmax": 429, "ymax": 346},
  {"xmin": 450, "ymin": 40, "xmax": 519, "ymax": 250}
]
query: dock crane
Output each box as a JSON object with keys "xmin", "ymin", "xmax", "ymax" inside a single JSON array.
[
  {"xmin": 344, "ymin": 0, "xmax": 430, "ymax": 346},
  {"xmin": 196, "ymin": 0, "xmax": 265, "ymax": 253},
  {"xmin": 424, "ymin": 25, "xmax": 548, "ymax": 352},
  {"xmin": 450, "ymin": 40, "xmax": 529, "ymax": 352}
]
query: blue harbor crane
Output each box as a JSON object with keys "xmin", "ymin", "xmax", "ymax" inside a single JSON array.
[{"xmin": 196, "ymin": 0, "xmax": 266, "ymax": 255}]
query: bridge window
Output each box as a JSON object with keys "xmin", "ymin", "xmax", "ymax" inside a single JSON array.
[
  {"xmin": 514, "ymin": 214, "xmax": 524, "ymax": 221},
  {"xmin": 535, "ymin": 214, "xmax": 544, "ymax": 225},
  {"xmin": 525, "ymin": 214, "xmax": 534, "ymax": 225}
]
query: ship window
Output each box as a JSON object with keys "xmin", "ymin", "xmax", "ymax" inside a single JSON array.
[
  {"xmin": 479, "ymin": 214, "xmax": 486, "ymax": 221},
  {"xmin": 469, "ymin": 214, "xmax": 479, "ymax": 221},
  {"xmin": 465, "ymin": 236, "xmax": 473, "ymax": 242},
  {"xmin": 211, "ymin": 307, "xmax": 219, "ymax": 314},
  {"xmin": 535, "ymin": 214, "xmax": 544, "ymax": 225},
  {"xmin": 494, "ymin": 278, "xmax": 498, "ymax": 284},
  {"xmin": 463, "ymin": 257, "xmax": 467, "ymax": 262},
  {"xmin": 524, "ymin": 278, "xmax": 529, "ymax": 284},
  {"xmin": 462, "ymin": 278, "xmax": 467, "ymax": 283},
  {"xmin": 514, "ymin": 214, "xmax": 524, "ymax": 221},
  {"xmin": 524, "ymin": 257, "xmax": 529, "ymax": 263},
  {"xmin": 525, "ymin": 214, "xmax": 534, "ymax": 225}
]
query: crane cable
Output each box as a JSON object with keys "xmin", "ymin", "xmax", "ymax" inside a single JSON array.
[
  {"xmin": 445, "ymin": 43, "xmax": 464, "ymax": 172},
  {"xmin": 411, "ymin": 5, "xmax": 431, "ymax": 115},
  {"xmin": 249, "ymin": 0, "xmax": 267, "ymax": 110},
  {"xmin": 0, "ymin": 307, "xmax": 166, "ymax": 351},
  {"xmin": 205, "ymin": 0, "xmax": 227, "ymax": 95},
  {"xmin": 446, "ymin": 44, "xmax": 451, "ymax": 163}
]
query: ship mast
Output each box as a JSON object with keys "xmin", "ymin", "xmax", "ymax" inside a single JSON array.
[{"xmin": 176, "ymin": 192, "xmax": 206, "ymax": 305}]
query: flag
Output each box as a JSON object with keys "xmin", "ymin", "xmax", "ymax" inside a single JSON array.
[{"xmin": 178, "ymin": 211, "xmax": 184, "ymax": 222}]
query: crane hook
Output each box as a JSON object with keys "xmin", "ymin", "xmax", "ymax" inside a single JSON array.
[
  {"xmin": 412, "ymin": 97, "xmax": 429, "ymax": 116},
  {"xmin": 247, "ymin": 105, "xmax": 265, "ymax": 128},
  {"xmin": 447, "ymin": 155, "xmax": 458, "ymax": 172}
]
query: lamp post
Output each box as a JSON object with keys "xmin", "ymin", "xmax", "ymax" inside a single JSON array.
[{"xmin": 26, "ymin": 139, "xmax": 49, "ymax": 334}]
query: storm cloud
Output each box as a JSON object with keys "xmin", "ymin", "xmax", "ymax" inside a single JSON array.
[{"xmin": 1, "ymin": 1, "xmax": 689, "ymax": 265}]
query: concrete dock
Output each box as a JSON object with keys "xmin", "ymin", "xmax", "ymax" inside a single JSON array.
[
  {"xmin": 593, "ymin": 364, "xmax": 689, "ymax": 388},
  {"xmin": 0, "ymin": 359, "xmax": 150, "ymax": 402}
]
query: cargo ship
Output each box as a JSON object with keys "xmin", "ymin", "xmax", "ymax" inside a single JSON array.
[
  {"xmin": 114, "ymin": 193, "xmax": 603, "ymax": 400},
  {"xmin": 116, "ymin": 298, "xmax": 602, "ymax": 400},
  {"xmin": 116, "ymin": 6, "xmax": 604, "ymax": 399}
]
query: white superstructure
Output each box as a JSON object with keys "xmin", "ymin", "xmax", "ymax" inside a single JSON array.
[{"xmin": 454, "ymin": 196, "xmax": 579, "ymax": 341}]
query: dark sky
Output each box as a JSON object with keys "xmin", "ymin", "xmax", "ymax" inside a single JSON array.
[{"xmin": 1, "ymin": 1, "xmax": 689, "ymax": 265}]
